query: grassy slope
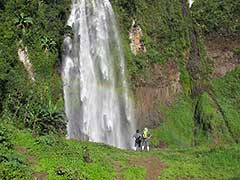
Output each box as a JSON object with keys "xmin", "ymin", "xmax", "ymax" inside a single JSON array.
[
  {"xmin": 212, "ymin": 67, "xmax": 240, "ymax": 142},
  {"xmin": 1, "ymin": 122, "xmax": 240, "ymax": 180},
  {"xmin": 193, "ymin": 92, "xmax": 234, "ymax": 145},
  {"xmin": 151, "ymin": 96, "xmax": 194, "ymax": 148}
]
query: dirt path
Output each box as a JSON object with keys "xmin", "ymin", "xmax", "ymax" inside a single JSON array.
[
  {"xmin": 32, "ymin": 172, "xmax": 48, "ymax": 180},
  {"xmin": 15, "ymin": 146, "xmax": 48, "ymax": 180},
  {"xmin": 113, "ymin": 161, "xmax": 125, "ymax": 180},
  {"xmin": 114, "ymin": 156, "xmax": 165, "ymax": 180},
  {"xmin": 15, "ymin": 146, "xmax": 36, "ymax": 164},
  {"xmin": 132, "ymin": 156, "xmax": 165, "ymax": 180}
]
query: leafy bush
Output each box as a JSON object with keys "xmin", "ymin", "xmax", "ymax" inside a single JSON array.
[
  {"xmin": 192, "ymin": 0, "xmax": 240, "ymax": 34},
  {"xmin": 0, "ymin": 123, "xmax": 13, "ymax": 149},
  {"xmin": 35, "ymin": 135, "xmax": 58, "ymax": 146},
  {"xmin": 4, "ymin": 84, "xmax": 66, "ymax": 136},
  {"xmin": 0, "ymin": 122, "xmax": 32, "ymax": 180},
  {"xmin": 0, "ymin": 0, "xmax": 70, "ymax": 123}
]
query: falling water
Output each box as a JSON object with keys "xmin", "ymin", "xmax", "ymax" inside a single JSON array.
[
  {"xmin": 189, "ymin": 0, "xmax": 194, "ymax": 7},
  {"xmin": 62, "ymin": 0, "xmax": 135, "ymax": 149}
]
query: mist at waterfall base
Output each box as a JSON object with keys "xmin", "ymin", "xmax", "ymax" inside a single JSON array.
[
  {"xmin": 189, "ymin": 0, "xmax": 194, "ymax": 7},
  {"xmin": 62, "ymin": 0, "xmax": 136, "ymax": 149}
]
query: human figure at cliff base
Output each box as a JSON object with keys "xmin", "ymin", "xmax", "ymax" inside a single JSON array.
[
  {"xmin": 142, "ymin": 127, "xmax": 151, "ymax": 151},
  {"xmin": 133, "ymin": 129, "xmax": 142, "ymax": 151}
]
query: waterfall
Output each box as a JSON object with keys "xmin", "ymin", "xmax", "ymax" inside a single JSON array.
[
  {"xmin": 189, "ymin": 0, "xmax": 194, "ymax": 7},
  {"xmin": 62, "ymin": 0, "xmax": 135, "ymax": 149}
]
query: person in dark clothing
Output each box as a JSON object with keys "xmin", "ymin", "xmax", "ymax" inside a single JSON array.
[{"xmin": 133, "ymin": 129, "xmax": 142, "ymax": 151}]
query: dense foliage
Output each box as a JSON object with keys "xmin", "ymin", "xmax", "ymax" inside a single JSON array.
[
  {"xmin": 111, "ymin": 0, "xmax": 191, "ymax": 81},
  {"xmin": 0, "ymin": 0, "xmax": 70, "ymax": 135},
  {"xmin": 0, "ymin": 123, "xmax": 32, "ymax": 179},
  {"xmin": 192, "ymin": 0, "xmax": 240, "ymax": 34}
]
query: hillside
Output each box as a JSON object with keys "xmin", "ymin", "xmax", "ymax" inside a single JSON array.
[
  {"xmin": 1, "ymin": 122, "xmax": 240, "ymax": 179},
  {"xmin": 111, "ymin": 0, "xmax": 240, "ymax": 148},
  {"xmin": 0, "ymin": 0, "xmax": 240, "ymax": 179}
]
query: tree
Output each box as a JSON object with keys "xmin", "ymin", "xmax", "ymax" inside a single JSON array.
[
  {"xmin": 40, "ymin": 36, "xmax": 57, "ymax": 53},
  {"xmin": 14, "ymin": 13, "xmax": 33, "ymax": 36}
]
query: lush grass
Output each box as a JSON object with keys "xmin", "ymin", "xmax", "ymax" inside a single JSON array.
[
  {"xmin": 157, "ymin": 145, "xmax": 240, "ymax": 179},
  {"xmin": 11, "ymin": 127, "xmax": 145, "ymax": 180},
  {"xmin": 212, "ymin": 67, "xmax": 240, "ymax": 142},
  {"xmin": 194, "ymin": 92, "xmax": 233, "ymax": 145},
  {"xmin": 151, "ymin": 95, "xmax": 194, "ymax": 148},
  {"xmin": 1, "ymin": 121, "xmax": 240, "ymax": 180},
  {"xmin": 0, "ymin": 122, "xmax": 32, "ymax": 179}
]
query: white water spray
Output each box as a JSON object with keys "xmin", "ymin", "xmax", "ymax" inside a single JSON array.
[
  {"xmin": 189, "ymin": 0, "xmax": 194, "ymax": 7},
  {"xmin": 62, "ymin": 0, "xmax": 135, "ymax": 149}
]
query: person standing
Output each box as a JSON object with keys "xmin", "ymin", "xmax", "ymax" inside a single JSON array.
[
  {"xmin": 142, "ymin": 127, "xmax": 151, "ymax": 151},
  {"xmin": 133, "ymin": 129, "xmax": 142, "ymax": 151}
]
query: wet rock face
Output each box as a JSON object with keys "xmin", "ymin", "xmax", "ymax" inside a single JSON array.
[
  {"xmin": 181, "ymin": 0, "xmax": 189, "ymax": 17},
  {"xmin": 134, "ymin": 61, "xmax": 181, "ymax": 128},
  {"xmin": 187, "ymin": 30, "xmax": 201, "ymax": 81},
  {"xmin": 205, "ymin": 33, "xmax": 240, "ymax": 78},
  {"xmin": 129, "ymin": 20, "xmax": 146, "ymax": 55},
  {"xmin": 18, "ymin": 47, "xmax": 35, "ymax": 81}
]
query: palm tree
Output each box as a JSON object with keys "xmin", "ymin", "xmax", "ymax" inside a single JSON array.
[
  {"xmin": 14, "ymin": 13, "xmax": 33, "ymax": 35},
  {"xmin": 40, "ymin": 36, "xmax": 56, "ymax": 53}
]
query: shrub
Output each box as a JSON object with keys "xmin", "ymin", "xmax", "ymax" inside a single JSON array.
[{"xmin": 4, "ymin": 85, "xmax": 66, "ymax": 136}]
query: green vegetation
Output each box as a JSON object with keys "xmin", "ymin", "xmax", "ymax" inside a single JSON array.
[
  {"xmin": 148, "ymin": 0, "xmax": 239, "ymax": 150},
  {"xmin": 111, "ymin": 0, "xmax": 191, "ymax": 81},
  {"xmin": 0, "ymin": 122, "xmax": 32, "ymax": 179},
  {"xmin": 0, "ymin": 0, "xmax": 240, "ymax": 179},
  {"xmin": 232, "ymin": 47, "xmax": 240, "ymax": 56},
  {"xmin": 192, "ymin": 0, "xmax": 240, "ymax": 34},
  {"xmin": 0, "ymin": 0, "xmax": 70, "ymax": 135},
  {"xmin": 1, "ymin": 121, "xmax": 240, "ymax": 180},
  {"xmin": 212, "ymin": 67, "xmax": 240, "ymax": 142},
  {"xmin": 151, "ymin": 96, "xmax": 194, "ymax": 148},
  {"xmin": 194, "ymin": 92, "xmax": 233, "ymax": 145},
  {"xmin": 159, "ymin": 145, "xmax": 240, "ymax": 179}
]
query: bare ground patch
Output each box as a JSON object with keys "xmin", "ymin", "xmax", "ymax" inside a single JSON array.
[
  {"xmin": 131, "ymin": 156, "xmax": 165, "ymax": 180},
  {"xmin": 32, "ymin": 172, "xmax": 48, "ymax": 180},
  {"xmin": 114, "ymin": 156, "xmax": 165, "ymax": 180},
  {"xmin": 113, "ymin": 161, "xmax": 125, "ymax": 180},
  {"xmin": 15, "ymin": 146, "xmax": 48, "ymax": 180}
]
